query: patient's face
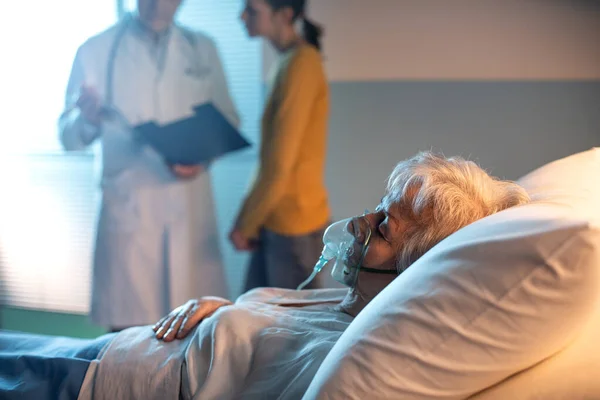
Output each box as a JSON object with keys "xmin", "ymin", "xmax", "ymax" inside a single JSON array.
[{"xmin": 345, "ymin": 198, "xmax": 409, "ymax": 274}]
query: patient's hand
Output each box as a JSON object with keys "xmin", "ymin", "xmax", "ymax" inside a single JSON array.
[{"xmin": 153, "ymin": 297, "xmax": 232, "ymax": 342}]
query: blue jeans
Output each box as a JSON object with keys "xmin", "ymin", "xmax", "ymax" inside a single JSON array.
[
  {"xmin": 244, "ymin": 225, "xmax": 328, "ymax": 291},
  {"xmin": 0, "ymin": 330, "xmax": 115, "ymax": 400}
]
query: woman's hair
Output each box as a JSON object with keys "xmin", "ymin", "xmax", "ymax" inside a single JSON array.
[
  {"xmin": 266, "ymin": 0, "xmax": 324, "ymax": 51},
  {"xmin": 382, "ymin": 151, "xmax": 531, "ymax": 272}
]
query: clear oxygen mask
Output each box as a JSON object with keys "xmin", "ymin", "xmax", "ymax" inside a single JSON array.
[{"xmin": 297, "ymin": 215, "xmax": 372, "ymax": 289}]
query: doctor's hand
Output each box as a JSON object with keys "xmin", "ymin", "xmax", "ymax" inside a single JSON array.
[
  {"xmin": 170, "ymin": 164, "xmax": 204, "ymax": 179},
  {"xmin": 76, "ymin": 85, "xmax": 103, "ymax": 126},
  {"xmin": 153, "ymin": 297, "xmax": 232, "ymax": 342}
]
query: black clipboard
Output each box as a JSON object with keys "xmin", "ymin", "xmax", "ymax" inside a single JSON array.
[{"xmin": 135, "ymin": 103, "xmax": 251, "ymax": 165}]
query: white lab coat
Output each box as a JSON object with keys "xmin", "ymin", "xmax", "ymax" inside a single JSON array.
[{"xmin": 58, "ymin": 15, "xmax": 239, "ymax": 327}]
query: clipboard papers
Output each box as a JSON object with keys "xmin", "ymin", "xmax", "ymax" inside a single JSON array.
[{"xmin": 135, "ymin": 103, "xmax": 251, "ymax": 165}]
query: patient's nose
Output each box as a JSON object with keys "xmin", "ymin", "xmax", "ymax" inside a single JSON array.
[{"xmin": 346, "ymin": 217, "xmax": 366, "ymax": 243}]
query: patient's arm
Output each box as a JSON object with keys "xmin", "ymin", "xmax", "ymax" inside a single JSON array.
[
  {"xmin": 154, "ymin": 288, "xmax": 352, "ymax": 342},
  {"xmin": 153, "ymin": 297, "xmax": 233, "ymax": 342}
]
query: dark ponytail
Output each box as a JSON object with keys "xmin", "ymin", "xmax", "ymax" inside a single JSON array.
[
  {"xmin": 267, "ymin": 0, "xmax": 324, "ymax": 52},
  {"xmin": 302, "ymin": 17, "xmax": 324, "ymax": 51}
]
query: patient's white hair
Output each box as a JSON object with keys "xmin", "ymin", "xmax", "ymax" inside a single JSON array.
[{"xmin": 382, "ymin": 151, "xmax": 530, "ymax": 271}]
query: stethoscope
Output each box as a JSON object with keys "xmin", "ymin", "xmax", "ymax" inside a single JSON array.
[
  {"xmin": 105, "ymin": 15, "xmax": 132, "ymax": 113},
  {"xmin": 102, "ymin": 13, "xmax": 210, "ymax": 128},
  {"xmin": 99, "ymin": 13, "xmax": 136, "ymax": 128}
]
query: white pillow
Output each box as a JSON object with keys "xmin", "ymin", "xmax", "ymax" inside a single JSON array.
[
  {"xmin": 470, "ymin": 148, "xmax": 600, "ymax": 399},
  {"xmin": 303, "ymin": 148, "xmax": 600, "ymax": 400},
  {"xmin": 469, "ymin": 310, "xmax": 600, "ymax": 399}
]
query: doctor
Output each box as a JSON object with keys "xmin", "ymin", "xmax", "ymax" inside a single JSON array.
[{"xmin": 58, "ymin": 0, "xmax": 240, "ymax": 331}]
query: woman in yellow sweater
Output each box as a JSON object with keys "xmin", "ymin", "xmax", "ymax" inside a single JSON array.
[{"xmin": 230, "ymin": 0, "xmax": 330, "ymax": 290}]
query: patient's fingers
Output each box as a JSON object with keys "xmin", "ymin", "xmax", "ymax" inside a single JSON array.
[
  {"xmin": 174, "ymin": 303, "xmax": 201, "ymax": 338},
  {"xmin": 154, "ymin": 302, "xmax": 193, "ymax": 339},
  {"xmin": 155, "ymin": 313, "xmax": 178, "ymax": 339},
  {"xmin": 176, "ymin": 302, "xmax": 209, "ymax": 339},
  {"xmin": 161, "ymin": 301, "xmax": 196, "ymax": 342},
  {"xmin": 176, "ymin": 315, "xmax": 191, "ymax": 339},
  {"xmin": 152, "ymin": 315, "xmax": 169, "ymax": 332},
  {"xmin": 154, "ymin": 305, "xmax": 184, "ymax": 335},
  {"xmin": 176, "ymin": 311, "xmax": 201, "ymax": 339},
  {"xmin": 162, "ymin": 313, "xmax": 187, "ymax": 342},
  {"xmin": 155, "ymin": 298, "xmax": 231, "ymax": 341},
  {"xmin": 175, "ymin": 301, "xmax": 227, "ymax": 339}
]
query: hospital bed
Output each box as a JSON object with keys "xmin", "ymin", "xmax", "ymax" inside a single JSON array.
[{"xmin": 1, "ymin": 148, "xmax": 599, "ymax": 399}]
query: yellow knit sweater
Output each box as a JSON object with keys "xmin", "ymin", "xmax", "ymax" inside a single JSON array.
[{"xmin": 236, "ymin": 44, "xmax": 330, "ymax": 239}]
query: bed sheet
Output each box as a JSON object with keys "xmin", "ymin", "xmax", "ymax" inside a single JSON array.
[{"xmin": 79, "ymin": 288, "xmax": 352, "ymax": 400}]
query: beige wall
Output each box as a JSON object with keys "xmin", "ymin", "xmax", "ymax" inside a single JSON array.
[{"xmin": 263, "ymin": 0, "xmax": 600, "ymax": 81}]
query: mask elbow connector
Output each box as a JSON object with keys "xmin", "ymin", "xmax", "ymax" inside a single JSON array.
[{"xmin": 296, "ymin": 254, "xmax": 330, "ymax": 290}]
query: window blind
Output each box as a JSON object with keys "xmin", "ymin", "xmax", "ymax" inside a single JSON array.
[
  {"xmin": 0, "ymin": 154, "xmax": 99, "ymax": 313},
  {"xmin": 0, "ymin": 1, "xmax": 117, "ymax": 313}
]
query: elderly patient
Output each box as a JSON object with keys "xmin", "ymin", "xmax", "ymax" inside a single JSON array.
[
  {"xmin": 0, "ymin": 152, "xmax": 529, "ymax": 400},
  {"xmin": 154, "ymin": 151, "xmax": 530, "ymax": 345}
]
